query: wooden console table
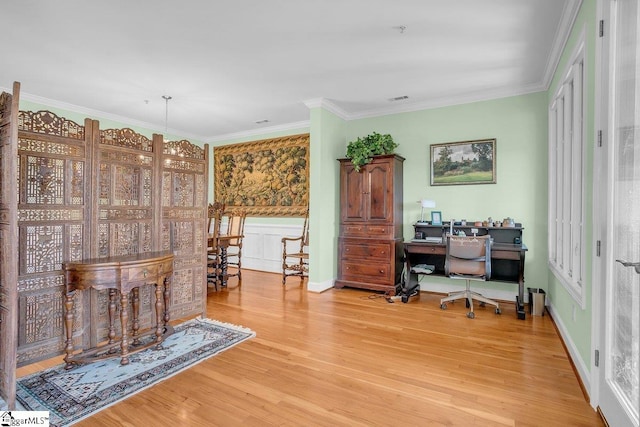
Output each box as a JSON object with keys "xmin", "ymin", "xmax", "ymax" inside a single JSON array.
[{"xmin": 63, "ymin": 251, "xmax": 174, "ymax": 369}]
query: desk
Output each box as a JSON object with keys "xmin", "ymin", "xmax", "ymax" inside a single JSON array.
[
  {"xmin": 62, "ymin": 251, "xmax": 174, "ymax": 368},
  {"xmin": 404, "ymin": 223, "xmax": 528, "ymax": 319},
  {"xmin": 208, "ymin": 234, "xmax": 242, "ymax": 287}
]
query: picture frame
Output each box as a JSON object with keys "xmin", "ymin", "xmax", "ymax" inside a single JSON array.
[
  {"xmin": 430, "ymin": 138, "xmax": 496, "ymax": 186},
  {"xmin": 431, "ymin": 211, "xmax": 442, "ymax": 226}
]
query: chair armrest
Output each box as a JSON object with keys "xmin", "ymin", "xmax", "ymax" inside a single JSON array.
[{"xmin": 282, "ymin": 236, "xmax": 304, "ymax": 243}]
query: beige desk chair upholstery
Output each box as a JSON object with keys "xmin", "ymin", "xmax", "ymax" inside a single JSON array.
[
  {"xmin": 207, "ymin": 202, "xmax": 225, "ymax": 291},
  {"xmin": 440, "ymin": 234, "xmax": 501, "ymax": 319},
  {"xmin": 281, "ymin": 211, "xmax": 309, "ymax": 284},
  {"xmin": 223, "ymin": 210, "xmax": 247, "ymax": 281}
]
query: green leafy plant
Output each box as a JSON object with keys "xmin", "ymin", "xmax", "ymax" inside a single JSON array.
[{"xmin": 346, "ymin": 132, "xmax": 398, "ymax": 171}]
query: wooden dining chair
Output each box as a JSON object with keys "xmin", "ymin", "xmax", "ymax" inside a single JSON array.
[
  {"xmin": 207, "ymin": 202, "xmax": 225, "ymax": 291},
  {"xmin": 223, "ymin": 210, "xmax": 247, "ymax": 281},
  {"xmin": 281, "ymin": 210, "xmax": 309, "ymax": 284}
]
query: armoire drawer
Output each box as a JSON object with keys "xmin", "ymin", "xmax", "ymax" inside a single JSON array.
[
  {"xmin": 342, "ymin": 224, "xmax": 391, "ymax": 237},
  {"xmin": 341, "ymin": 261, "xmax": 391, "ymax": 283},
  {"xmin": 342, "ymin": 242, "xmax": 391, "ymax": 260}
]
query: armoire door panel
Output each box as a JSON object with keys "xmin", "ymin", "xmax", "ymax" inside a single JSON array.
[
  {"xmin": 367, "ymin": 163, "xmax": 391, "ymax": 221},
  {"xmin": 341, "ymin": 165, "xmax": 366, "ymax": 222}
]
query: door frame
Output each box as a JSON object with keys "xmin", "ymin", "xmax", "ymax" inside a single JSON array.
[{"xmin": 591, "ymin": 1, "xmax": 639, "ymax": 425}]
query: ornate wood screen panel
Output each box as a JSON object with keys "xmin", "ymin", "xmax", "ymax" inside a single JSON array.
[
  {"xmin": 0, "ymin": 83, "xmax": 20, "ymax": 409},
  {"xmin": 16, "ymin": 111, "xmax": 93, "ymax": 365},
  {"xmin": 91, "ymin": 129, "xmax": 162, "ymax": 343},
  {"xmin": 162, "ymin": 140, "xmax": 209, "ymax": 319},
  {"xmin": 3, "ymin": 105, "xmax": 208, "ymax": 385}
]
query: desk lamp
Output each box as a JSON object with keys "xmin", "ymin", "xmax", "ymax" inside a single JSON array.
[{"xmin": 417, "ymin": 199, "xmax": 436, "ymax": 223}]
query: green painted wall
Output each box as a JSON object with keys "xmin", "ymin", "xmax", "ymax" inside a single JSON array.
[
  {"xmin": 307, "ymin": 107, "xmax": 346, "ymax": 284},
  {"xmin": 343, "ymin": 93, "xmax": 550, "ymax": 295},
  {"xmin": 546, "ymin": 0, "xmax": 596, "ymax": 368}
]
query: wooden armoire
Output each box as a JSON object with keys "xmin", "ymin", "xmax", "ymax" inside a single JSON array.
[
  {"xmin": 0, "ymin": 82, "xmax": 208, "ymax": 409},
  {"xmin": 335, "ymin": 154, "xmax": 404, "ymax": 295}
]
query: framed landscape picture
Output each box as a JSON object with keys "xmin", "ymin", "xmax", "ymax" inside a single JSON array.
[{"xmin": 430, "ymin": 138, "xmax": 496, "ymax": 186}]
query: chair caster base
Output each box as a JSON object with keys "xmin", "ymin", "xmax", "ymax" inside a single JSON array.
[
  {"xmin": 440, "ymin": 303, "xmax": 447, "ymax": 310},
  {"xmin": 467, "ymin": 311, "xmax": 475, "ymax": 319}
]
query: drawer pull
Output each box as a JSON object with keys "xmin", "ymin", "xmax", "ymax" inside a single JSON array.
[{"xmin": 143, "ymin": 270, "xmax": 148, "ymax": 278}]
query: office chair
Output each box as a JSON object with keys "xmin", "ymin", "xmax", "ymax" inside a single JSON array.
[
  {"xmin": 440, "ymin": 234, "xmax": 501, "ymax": 319},
  {"xmin": 281, "ymin": 210, "xmax": 309, "ymax": 284}
]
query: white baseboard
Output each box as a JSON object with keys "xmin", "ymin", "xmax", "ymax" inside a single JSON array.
[
  {"xmin": 546, "ymin": 300, "xmax": 592, "ymax": 403},
  {"xmin": 308, "ymin": 278, "xmax": 333, "ymax": 293}
]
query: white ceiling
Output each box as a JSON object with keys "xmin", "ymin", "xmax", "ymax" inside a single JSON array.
[{"xmin": 2, "ymin": 0, "xmax": 580, "ymax": 142}]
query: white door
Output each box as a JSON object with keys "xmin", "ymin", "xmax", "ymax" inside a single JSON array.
[{"xmin": 598, "ymin": 1, "xmax": 640, "ymax": 425}]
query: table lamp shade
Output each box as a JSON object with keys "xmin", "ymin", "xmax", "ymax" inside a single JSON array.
[{"xmin": 418, "ymin": 199, "xmax": 436, "ymax": 222}]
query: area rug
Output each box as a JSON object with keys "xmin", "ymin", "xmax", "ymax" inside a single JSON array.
[{"xmin": 16, "ymin": 317, "xmax": 255, "ymax": 426}]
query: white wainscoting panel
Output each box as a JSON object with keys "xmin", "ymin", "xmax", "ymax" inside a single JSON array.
[{"xmin": 242, "ymin": 223, "xmax": 304, "ymax": 273}]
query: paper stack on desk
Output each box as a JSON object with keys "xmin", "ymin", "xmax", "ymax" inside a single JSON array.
[{"xmin": 411, "ymin": 264, "xmax": 435, "ymax": 274}]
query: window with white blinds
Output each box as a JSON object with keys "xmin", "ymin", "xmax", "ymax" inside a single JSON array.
[{"xmin": 548, "ymin": 35, "xmax": 586, "ymax": 307}]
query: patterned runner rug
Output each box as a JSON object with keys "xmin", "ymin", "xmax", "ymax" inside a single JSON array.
[{"xmin": 16, "ymin": 317, "xmax": 255, "ymax": 426}]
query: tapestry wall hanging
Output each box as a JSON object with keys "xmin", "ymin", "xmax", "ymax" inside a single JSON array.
[{"xmin": 214, "ymin": 133, "xmax": 309, "ymax": 216}]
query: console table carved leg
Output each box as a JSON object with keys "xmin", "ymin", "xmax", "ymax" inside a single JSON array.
[
  {"xmin": 155, "ymin": 280, "xmax": 164, "ymax": 343},
  {"xmin": 108, "ymin": 289, "xmax": 117, "ymax": 345},
  {"xmin": 64, "ymin": 292, "xmax": 75, "ymax": 370},
  {"xmin": 132, "ymin": 287, "xmax": 140, "ymax": 345},
  {"xmin": 163, "ymin": 276, "xmax": 170, "ymax": 327},
  {"xmin": 119, "ymin": 291, "xmax": 130, "ymax": 365}
]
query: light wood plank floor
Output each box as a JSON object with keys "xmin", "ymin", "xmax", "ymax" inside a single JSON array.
[{"xmin": 20, "ymin": 270, "xmax": 604, "ymax": 426}]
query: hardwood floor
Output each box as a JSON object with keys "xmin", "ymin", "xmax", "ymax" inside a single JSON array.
[{"xmin": 20, "ymin": 269, "xmax": 604, "ymax": 426}]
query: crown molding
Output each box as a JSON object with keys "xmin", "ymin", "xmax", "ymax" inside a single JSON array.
[
  {"xmin": 337, "ymin": 82, "xmax": 546, "ymax": 121},
  {"xmin": 303, "ymin": 98, "xmax": 350, "ymax": 119},
  {"xmin": 542, "ymin": 0, "xmax": 583, "ymax": 90},
  {"xmin": 206, "ymin": 120, "xmax": 310, "ymax": 144},
  {"xmin": 3, "ymin": 88, "xmax": 207, "ymax": 142}
]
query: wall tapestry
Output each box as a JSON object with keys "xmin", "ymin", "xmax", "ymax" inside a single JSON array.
[{"xmin": 214, "ymin": 133, "xmax": 309, "ymax": 216}]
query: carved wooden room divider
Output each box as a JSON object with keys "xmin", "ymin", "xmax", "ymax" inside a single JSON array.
[
  {"xmin": 160, "ymin": 139, "xmax": 209, "ymax": 320},
  {"xmin": 0, "ymin": 83, "xmax": 20, "ymax": 408},
  {"xmin": 0, "ymin": 83, "xmax": 208, "ymax": 408}
]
